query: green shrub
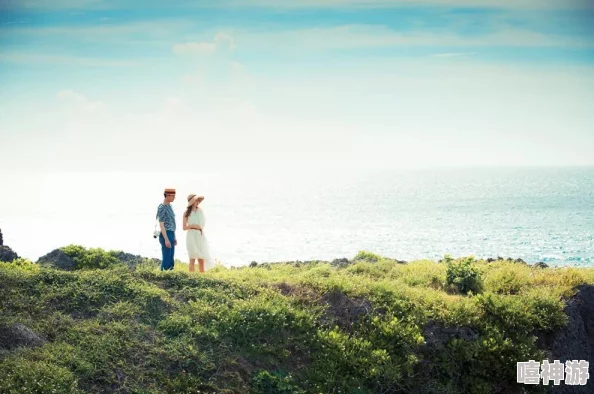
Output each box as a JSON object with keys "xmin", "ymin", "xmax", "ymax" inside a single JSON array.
[
  {"xmin": 353, "ymin": 250, "xmax": 382, "ymax": 263},
  {"xmin": 1, "ymin": 251, "xmax": 592, "ymax": 394},
  {"xmin": 60, "ymin": 245, "xmax": 120, "ymax": 270},
  {"xmin": 484, "ymin": 265, "xmax": 530, "ymax": 295},
  {"xmin": 446, "ymin": 256, "xmax": 483, "ymax": 294},
  {"xmin": 5, "ymin": 258, "xmax": 38, "ymax": 270},
  {"xmin": 0, "ymin": 358, "xmax": 80, "ymax": 394},
  {"xmin": 251, "ymin": 370, "xmax": 305, "ymax": 394}
]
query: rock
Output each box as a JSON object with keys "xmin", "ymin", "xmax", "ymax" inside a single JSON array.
[
  {"xmin": 422, "ymin": 320, "xmax": 479, "ymax": 350},
  {"xmin": 249, "ymin": 261, "xmax": 258, "ymax": 268},
  {"xmin": 110, "ymin": 251, "xmax": 159, "ymax": 267},
  {"xmin": 534, "ymin": 262, "xmax": 549, "ymax": 269},
  {"xmin": 0, "ymin": 229, "xmax": 20, "ymax": 262},
  {"xmin": 274, "ymin": 282, "xmax": 318, "ymax": 300},
  {"xmin": 36, "ymin": 248, "xmax": 158, "ymax": 271},
  {"xmin": 36, "ymin": 249, "xmax": 77, "ymax": 271},
  {"xmin": 330, "ymin": 257, "xmax": 350, "ymax": 267},
  {"xmin": 538, "ymin": 284, "xmax": 594, "ymax": 393},
  {"xmin": 0, "ymin": 245, "xmax": 18, "ymax": 262},
  {"xmin": 319, "ymin": 291, "xmax": 373, "ymax": 330},
  {"xmin": 0, "ymin": 323, "xmax": 47, "ymax": 351},
  {"xmin": 416, "ymin": 321, "xmax": 482, "ymax": 390}
]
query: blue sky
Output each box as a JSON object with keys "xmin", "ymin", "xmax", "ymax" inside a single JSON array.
[{"xmin": 1, "ymin": 0, "xmax": 593, "ymax": 172}]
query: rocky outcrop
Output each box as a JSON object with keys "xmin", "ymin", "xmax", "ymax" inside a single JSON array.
[
  {"xmin": 319, "ymin": 290, "xmax": 373, "ymax": 330},
  {"xmin": 422, "ymin": 320, "xmax": 479, "ymax": 350},
  {"xmin": 539, "ymin": 284, "xmax": 594, "ymax": 393},
  {"xmin": 110, "ymin": 250, "xmax": 159, "ymax": 268},
  {"xmin": 0, "ymin": 245, "xmax": 18, "ymax": 262},
  {"xmin": 0, "ymin": 323, "xmax": 47, "ymax": 351},
  {"xmin": 36, "ymin": 248, "xmax": 160, "ymax": 271},
  {"xmin": 0, "ymin": 228, "xmax": 19, "ymax": 262},
  {"xmin": 330, "ymin": 257, "xmax": 350, "ymax": 267},
  {"xmin": 36, "ymin": 249, "xmax": 77, "ymax": 271}
]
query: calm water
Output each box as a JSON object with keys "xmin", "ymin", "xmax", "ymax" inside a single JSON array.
[{"xmin": 1, "ymin": 167, "xmax": 593, "ymax": 267}]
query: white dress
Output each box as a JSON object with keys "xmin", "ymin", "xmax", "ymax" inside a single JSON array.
[{"xmin": 186, "ymin": 208, "xmax": 214, "ymax": 270}]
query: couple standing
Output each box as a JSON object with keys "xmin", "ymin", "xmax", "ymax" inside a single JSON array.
[{"xmin": 156, "ymin": 188, "xmax": 213, "ymax": 273}]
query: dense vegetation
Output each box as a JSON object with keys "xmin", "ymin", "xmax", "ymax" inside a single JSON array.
[{"xmin": 1, "ymin": 245, "xmax": 593, "ymax": 393}]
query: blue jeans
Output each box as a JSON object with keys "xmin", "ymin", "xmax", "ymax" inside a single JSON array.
[{"xmin": 159, "ymin": 230, "xmax": 175, "ymax": 271}]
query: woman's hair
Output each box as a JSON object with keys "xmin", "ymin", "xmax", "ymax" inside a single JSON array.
[
  {"xmin": 185, "ymin": 194, "xmax": 196, "ymax": 218},
  {"xmin": 184, "ymin": 205, "xmax": 193, "ymax": 218}
]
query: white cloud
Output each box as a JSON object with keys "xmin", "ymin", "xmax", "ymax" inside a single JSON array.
[
  {"xmin": 22, "ymin": 0, "xmax": 592, "ymax": 9},
  {"xmin": 172, "ymin": 41, "xmax": 216, "ymax": 55},
  {"xmin": 214, "ymin": 33, "xmax": 236, "ymax": 50},
  {"xmin": 1, "ymin": 19, "xmax": 196, "ymax": 43},
  {"xmin": 432, "ymin": 52, "xmax": 478, "ymax": 57},
  {"xmin": 229, "ymin": 61, "xmax": 253, "ymax": 84},
  {"xmin": 0, "ymin": 52, "xmax": 139, "ymax": 67},
  {"xmin": 242, "ymin": 25, "xmax": 594, "ymax": 51},
  {"xmin": 141, "ymin": 0, "xmax": 592, "ymax": 11},
  {"xmin": 3, "ymin": 59, "xmax": 592, "ymax": 173},
  {"xmin": 11, "ymin": 0, "xmax": 589, "ymax": 11},
  {"xmin": 162, "ymin": 97, "xmax": 193, "ymax": 117},
  {"xmin": 2, "ymin": 0, "xmax": 108, "ymax": 10},
  {"xmin": 172, "ymin": 32, "xmax": 236, "ymax": 55},
  {"xmin": 248, "ymin": 0, "xmax": 593, "ymax": 9},
  {"xmin": 182, "ymin": 73, "xmax": 203, "ymax": 86},
  {"xmin": 56, "ymin": 90, "xmax": 107, "ymax": 115}
]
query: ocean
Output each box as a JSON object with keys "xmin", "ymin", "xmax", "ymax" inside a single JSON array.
[{"xmin": 1, "ymin": 167, "xmax": 592, "ymax": 267}]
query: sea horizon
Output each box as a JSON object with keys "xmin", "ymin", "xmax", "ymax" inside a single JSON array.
[{"xmin": 1, "ymin": 166, "xmax": 592, "ymax": 267}]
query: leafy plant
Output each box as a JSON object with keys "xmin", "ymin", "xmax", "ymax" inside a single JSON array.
[
  {"xmin": 446, "ymin": 256, "xmax": 483, "ymax": 294},
  {"xmin": 60, "ymin": 245, "xmax": 120, "ymax": 270}
]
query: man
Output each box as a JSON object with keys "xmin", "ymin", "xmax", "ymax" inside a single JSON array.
[{"xmin": 156, "ymin": 188, "xmax": 177, "ymax": 271}]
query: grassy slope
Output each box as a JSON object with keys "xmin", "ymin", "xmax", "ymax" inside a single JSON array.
[{"xmin": 1, "ymin": 248, "xmax": 593, "ymax": 394}]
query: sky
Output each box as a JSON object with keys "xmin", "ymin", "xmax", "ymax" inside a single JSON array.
[{"xmin": 1, "ymin": 0, "xmax": 594, "ymax": 173}]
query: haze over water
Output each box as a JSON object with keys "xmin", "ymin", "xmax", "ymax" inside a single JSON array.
[{"xmin": 1, "ymin": 167, "xmax": 592, "ymax": 267}]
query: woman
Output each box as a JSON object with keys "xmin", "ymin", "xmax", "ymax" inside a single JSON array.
[{"xmin": 183, "ymin": 194, "xmax": 213, "ymax": 273}]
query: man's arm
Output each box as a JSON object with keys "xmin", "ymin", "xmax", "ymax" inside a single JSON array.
[{"xmin": 156, "ymin": 206, "xmax": 171, "ymax": 245}]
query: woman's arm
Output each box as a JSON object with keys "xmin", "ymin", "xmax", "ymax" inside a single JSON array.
[{"xmin": 183, "ymin": 216, "xmax": 202, "ymax": 231}]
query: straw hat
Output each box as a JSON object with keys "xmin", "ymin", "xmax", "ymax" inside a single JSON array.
[
  {"xmin": 187, "ymin": 194, "xmax": 204, "ymax": 207},
  {"xmin": 164, "ymin": 188, "xmax": 176, "ymax": 194}
]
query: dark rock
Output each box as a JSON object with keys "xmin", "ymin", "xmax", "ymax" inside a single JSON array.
[
  {"xmin": 514, "ymin": 258, "xmax": 527, "ymax": 264},
  {"xmin": 330, "ymin": 257, "xmax": 350, "ymax": 267},
  {"xmin": 274, "ymin": 282, "xmax": 318, "ymax": 301},
  {"xmin": 422, "ymin": 320, "xmax": 479, "ymax": 350},
  {"xmin": 538, "ymin": 284, "xmax": 594, "ymax": 393},
  {"xmin": 0, "ymin": 245, "xmax": 18, "ymax": 262},
  {"xmin": 249, "ymin": 261, "xmax": 258, "ymax": 268},
  {"xmin": 0, "ymin": 228, "xmax": 3, "ymax": 245},
  {"xmin": 486, "ymin": 258, "xmax": 496, "ymax": 263},
  {"xmin": 319, "ymin": 291, "xmax": 373, "ymax": 330},
  {"xmin": 110, "ymin": 251, "xmax": 159, "ymax": 267},
  {"xmin": 0, "ymin": 323, "xmax": 47, "ymax": 351},
  {"xmin": 36, "ymin": 248, "xmax": 159, "ymax": 271},
  {"xmin": 36, "ymin": 249, "xmax": 77, "ymax": 271},
  {"xmin": 534, "ymin": 262, "xmax": 549, "ymax": 269},
  {"xmin": 394, "ymin": 259, "xmax": 408, "ymax": 264}
]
